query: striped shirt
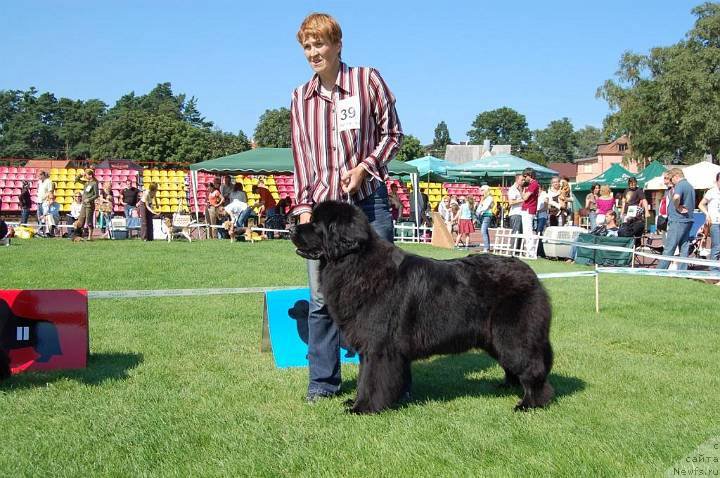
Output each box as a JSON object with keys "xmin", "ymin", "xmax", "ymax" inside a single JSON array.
[{"xmin": 290, "ymin": 62, "xmax": 403, "ymax": 215}]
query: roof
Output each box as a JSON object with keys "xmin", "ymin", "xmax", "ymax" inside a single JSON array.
[
  {"xmin": 597, "ymin": 135, "xmax": 629, "ymax": 155},
  {"xmin": 188, "ymin": 148, "xmax": 417, "ymax": 176},
  {"xmin": 24, "ymin": 159, "xmax": 71, "ymax": 170},
  {"xmin": 547, "ymin": 162, "xmax": 577, "ymax": 179}
]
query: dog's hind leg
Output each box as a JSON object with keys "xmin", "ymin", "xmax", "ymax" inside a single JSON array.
[{"xmin": 350, "ymin": 352, "xmax": 407, "ymax": 414}]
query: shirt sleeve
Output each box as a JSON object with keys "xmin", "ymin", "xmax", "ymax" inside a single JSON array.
[
  {"xmin": 290, "ymin": 89, "xmax": 314, "ymax": 216},
  {"xmin": 360, "ymin": 69, "xmax": 403, "ymax": 180}
]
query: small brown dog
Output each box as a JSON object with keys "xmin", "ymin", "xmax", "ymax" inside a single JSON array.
[{"xmin": 71, "ymin": 220, "xmax": 84, "ymax": 242}]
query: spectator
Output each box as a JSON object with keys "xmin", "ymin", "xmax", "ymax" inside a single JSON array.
[
  {"xmin": 35, "ymin": 171, "xmax": 54, "ymax": 221},
  {"xmin": 421, "ymin": 188, "xmax": 430, "ymax": 220},
  {"xmin": 475, "ymin": 185, "xmax": 494, "ymax": 253},
  {"xmin": 19, "ymin": 181, "xmax": 32, "ymax": 225},
  {"xmin": 220, "ymin": 175, "xmax": 234, "ymax": 205},
  {"xmin": 388, "ymin": 183, "xmax": 403, "ymax": 221},
  {"xmin": 621, "ymin": 176, "xmax": 649, "ymax": 220},
  {"xmin": 206, "ymin": 182, "xmax": 223, "ymax": 239},
  {"xmin": 559, "ymin": 177, "xmax": 572, "ymax": 225},
  {"xmin": 507, "ymin": 174, "xmax": 524, "ymax": 252},
  {"xmin": 95, "ymin": 182, "xmax": 115, "ymax": 237},
  {"xmin": 454, "ymin": 196, "xmax": 475, "ymax": 248},
  {"xmin": 67, "ymin": 192, "xmax": 83, "ymax": 233},
  {"xmin": 536, "ymin": 183, "xmax": 549, "ymax": 235},
  {"xmin": 568, "ymin": 211, "xmax": 620, "ymax": 263},
  {"xmin": 120, "ymin": 179, "xmax": 140, "ymax": 218},
  {"xmin": 585, "ymin": 183, "xmax": 600, "ymax": 229},
  {"xmin": 698, "ymin": 171, "xmax": 720, "ymax": 271},
  {"xmin": 438, "ymin": 195, "xmax": 451, "ymax": 225},
  {"xmin": 38, "ymin": 193, "xmax": 61, "ymax": 237},
  {"xmin": 252, "ymin": 183, "xmax": 277, "ymax": 221},
  {"xmin": 547, "ymin": 176, "xmax": 562, "ymax": 227},
  {"xmin": 137, "ymin": 183, "xmax": 158, "ymax": 241},
  {"xmin": 75, "ymin": 169, "xmax": 99, "ymax": 240},
  {"xmin": 448, "ymin": 201, "xmax": 460, "ymax": 233},
  {"xmin": 656, "ymin": 171, "xmax": 673, "ymax": 232},
  {"xmin": 408, "ymin": 186, "xmax": 426, "ymax": 226},
  {"xmin": 521, "ymin": 168, "xmax": 540, "ymax": 256},
  {"xmin": 596, "ymin": 185, "xmax": 615, "ymax": 225},
  {"xmin": 224, "ymin": 196, "xmax": 252, "ymax": 230},
  {"xmin": 657, "ymin": 168, "xmax": 696, "ymax": 270},
  {"xmin": 229, "ymin": 183, "xmax": 248, "ymax": 203}
]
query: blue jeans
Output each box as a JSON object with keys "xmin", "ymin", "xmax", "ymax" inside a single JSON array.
[
  {"xmin": 307, "ymin": 184, "xmax": 394, "ymax": 396},
  {"xmin": 589, "ymin": 211, "xmax": 597, "ymax": 229},
  {"xmin": 657, "ymin": 221, "xmax": 693, "ymax": 270},
  {"xmin": 20, "ymin": 208, "xmax": 30, "ymax": 225},
  {"xmin": 234, "ymin": 208, "xmax": 253, "ymax": 229},
  {"xmin": 536, "ymin": 215, "xmax": 548, "ymax": 235},
  {"xmin": 710, "ymin": 224, "xmax": 720, "ymax": 271},
  {"xmin": 509, "ymin": 214, "xmax": 523, "ymax": 253},
  {"xmin": 124, "ymin": 204, "xmax": 135, "ymax": 218},
  {"xmin": 480, "ymin": 215, "xmax": 492, "ymax": 252}
]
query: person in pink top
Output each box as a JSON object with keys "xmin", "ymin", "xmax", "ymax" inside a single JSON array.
[{"xmin": 595, "ymin": 185, "xmax": 615, "ymax": 224}]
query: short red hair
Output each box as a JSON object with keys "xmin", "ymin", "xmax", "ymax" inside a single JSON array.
[{"xmin": 297, "ymin": 13, "xmax": 342, "ymax": 45}]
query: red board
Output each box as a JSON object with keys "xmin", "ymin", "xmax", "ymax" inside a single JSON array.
[{"xmin": 0, "ymin": 290, "xmax": 88, "ymax": 374}]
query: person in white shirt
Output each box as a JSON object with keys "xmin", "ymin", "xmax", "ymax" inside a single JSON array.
[
  {"xmin": 36, "ymin": 171, "xmax": 54, "ymax": 220},
  {"xmin": 475, "ymin": 185, "xmax": 494, "ymax": 253},
  {"xmin": 547, "ymin": 176, "xmax": 562, "ymax": 226},
  {"xmin": 699, "ymin": 171, "xmax": 720, "ymax": 270},
  {"xmin": 224, "ymin": 198, "xmax": 252, "ymax": 229},
  {"xmin": 536, "ymin": 184, "xmax": 549, "ymax": 234},
  {"xmin": 507, "ymin": 174, "xmax": 524, "ymax": 253}
]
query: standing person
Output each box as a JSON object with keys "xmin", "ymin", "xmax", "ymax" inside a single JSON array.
[
  {"xmin": 220, "ymin": 175, "xmax": 234, "ymax": 205},
  {"xmin": 206, "ymin": 182, "xmax": 222, "ymax": 239},
  {"xmin": 585, "ymin": 183, "xmax": 600, "ymax": 229},
  {"xmin": 75, "ymin": 169, "xmax": 98, "ymax": 240},
  {"xmin": 290, "ymin": 12, "xmax": 402, "ymax": 402},
  {"xmin": 438, "ymin": 195, "xmax": 451, "ymax": 225},
  {"xmin": 621, "ymin": 176, "xmax": 648, "ymax": 220},
  {"xmin": 559, "ymin": 177, "xmax": 572, "ymax": 225},
  {"xmin": 388, "ymin": 183, "xmax": 403, "ymax": 221},
  {"xmin": 698, "ymin": 171, "xmax": 720, "ymax": 270},
  {"xmin": 507, "ymin": 174, "xmax": 524, "ymax": 253},
  {"xmin": 229, "ymin": 183, "xmax": 248, "ymax": 204},
  {"xmin": 475, "ymin": 186, "xmax": 494, "ymax": 253},
  {"xmin": 252, "ymin": 182, "xmax": 278, "ymax": 225},
  {"xmin": 520, "ymin": 168, "xmax": 539, "ymax": 257},
  {"xmin": 547, "ymin": 176, "xmax": 562, "ymax": 227},
  {"xmin": 596, "ymin": 185, "xmax": 615, "ymax": 225},
  {"xmin": 536, "ymin": 183, "xmax": 549, "ymax": 235},
  {"xmin": 120, "ymin": 179, "xmax": 140, "ymax": 218},
  {"xmin": 657, "ymin": 168, "xmax": 696, "ymax": 270},
  {"xmin": 35, "ymin": 171, "xmax": 54, "ymax": 222},
  {"xmin": 454, "ymin": 196, "xmax": 475, "ymax": 248},
  {"xmin": 656, "ymin": 171, "xmax": 673, "ymax": 233},
  {"xmin": 19, "ymin": 181, "xmax": 32, "ymax": 225},
  {"xmin": 137, "ymin": 183, "xmax": 158, "ymax": 241}
]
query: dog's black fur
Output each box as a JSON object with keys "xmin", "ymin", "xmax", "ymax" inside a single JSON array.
[{"xmin": 291, "ymin": 200, "xmax": 554, "ymax": 414}]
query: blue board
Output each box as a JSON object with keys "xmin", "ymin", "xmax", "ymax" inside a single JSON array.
[{"xmin": 264, "ymin": 288, "xmax": 359, "ymax": 368}]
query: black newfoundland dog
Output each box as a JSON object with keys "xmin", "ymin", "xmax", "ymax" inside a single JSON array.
[{"xmin": 291, "ymin": 201, "xmax": 553, "ymax": 414}]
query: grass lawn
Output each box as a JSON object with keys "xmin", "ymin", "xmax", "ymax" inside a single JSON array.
[{"xmin": 1, "ymin": 238, "xmax": 719, "ymax": 476}]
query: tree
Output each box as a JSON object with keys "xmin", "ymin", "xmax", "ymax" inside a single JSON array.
[
  {"xmin": 467, "ymin": 107, "xmax": 531, "ymax": 151},
  {"xmin": 573, "ymin": 125, "xmax": 605, "ymax": 158},
  {"xmin": 253, "ymin": 108, "xmax": 291, "ymax": 148},
  {"xmin": 534, "ymin": 118, "xmax": 577, "ymax": 163},
  {"xmin": 516, "ymin": 142, "xmax": 548, "ymax": 166},
  {"xmin": 597, "ymin": 3, "xmax": 720, "ymax": 163},
  {"xmin": 395, "ymin": 134, "xmax": 424, "ymax": 162},
  {"xmin": 431, "ymin": 121, "xmax": 452, "ymax": 156}
]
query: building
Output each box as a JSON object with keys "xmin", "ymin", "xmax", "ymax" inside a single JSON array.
[
  {"xmin": 573, "ymin": 135, "xmax": 642, "ymax": 183},
  {"xmin": 546, "ymin": 162, "xmax": 578, "ymax": 182}
]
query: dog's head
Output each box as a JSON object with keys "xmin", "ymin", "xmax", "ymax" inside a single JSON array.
[{"xmin": 291, "ymin": 201, "xmax": 373, "ymax": 261}]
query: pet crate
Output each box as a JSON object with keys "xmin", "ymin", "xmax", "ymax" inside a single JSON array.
[
  {"xmin": 109, "ymin": 217, "xmax": 128, "ymax": 240},
  {"xmin": 541, "ymin": 226, "xmax": 586, "ymax": 258}
]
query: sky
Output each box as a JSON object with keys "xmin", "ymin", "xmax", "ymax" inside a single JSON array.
[{"xmin": 0, "ymin": 0, "xmax": 703, "ymax": 145}]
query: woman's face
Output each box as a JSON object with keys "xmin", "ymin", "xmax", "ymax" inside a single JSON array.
[
  {"xmin": 302, "ymin": 35, "xmax": 341, "ymax": 78},
  {"xmin": 593, "ymin": 185, "xmax": 600, "ymax": 194}
]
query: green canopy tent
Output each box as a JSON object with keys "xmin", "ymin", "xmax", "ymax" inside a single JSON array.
[
  {"xmin": 406, "ymin": 155, "xmax": 449, "ymax": 183},
  {"xmin": 633, "ymin": 160, "xmax": 667, "ymax": 188},
  {"xmin": 188, "ymin": 148, "xmax": 419, "ymax": 220},
  {"xmin": 444, "ymin": 153, "xmax": 558, "ymax": 185},
  {"xmin": 573, "ymin": 163, "xmax": 634, "ymax": 192}
]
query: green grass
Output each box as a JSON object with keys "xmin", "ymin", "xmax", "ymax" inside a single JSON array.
[{"xmin": 1, "ymin": 239, "xmax": 719, "ymax": 476}]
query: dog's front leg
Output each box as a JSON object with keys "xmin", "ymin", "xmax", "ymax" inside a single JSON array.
[{"xmin": 349, "ymin": 352, "xmax": 407, "ymax": 414}]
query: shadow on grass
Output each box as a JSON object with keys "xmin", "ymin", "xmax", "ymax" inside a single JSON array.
[
  {"xmin": 2, "ymin": 352, "xmax": 143, "ymax": 389},
  {"xmin": 343, "ymin": 352, "xmax": 585, "ymax": 406}
]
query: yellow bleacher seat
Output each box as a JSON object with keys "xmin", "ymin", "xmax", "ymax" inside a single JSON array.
[{"xmin": 161, "ymin": 205, "xmax": 171, "ymax": 213}]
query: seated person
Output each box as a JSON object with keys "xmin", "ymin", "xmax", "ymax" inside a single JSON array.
[
  {"xmin": 38, "ymin": 193, "xmax": 61, "ymax": 237},
  {"xmin": 568, "ymin": 211, "xmax": 620, "ymax": 263},
  {"xmin": 66, "ymin": 193, "xmax": 83, "ymax": 230}
]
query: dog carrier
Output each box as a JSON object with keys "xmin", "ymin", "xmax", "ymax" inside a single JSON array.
[{"xmin": 541, "ymin": 226, "xmax": 586, "ymax": 258}]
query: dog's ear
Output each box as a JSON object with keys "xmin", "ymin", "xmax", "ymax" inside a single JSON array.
[{"xmin": 321, "ymin": 210, "xmax": 371, "ymax": 260}]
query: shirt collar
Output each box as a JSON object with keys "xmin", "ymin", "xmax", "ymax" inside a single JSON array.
[{"xmin": 305, "ymin": 62, "xmax": 352, "ymax": 100}]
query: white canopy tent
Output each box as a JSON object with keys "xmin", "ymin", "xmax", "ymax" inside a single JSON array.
[{"xmin": 645, "ymin": 161, "xmax": 720, "ymax": 190}]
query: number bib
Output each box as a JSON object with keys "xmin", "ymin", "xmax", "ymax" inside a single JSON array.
[{"xmin": 336, "ymin": 96, "xmax": 360, "ymax": 132}]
